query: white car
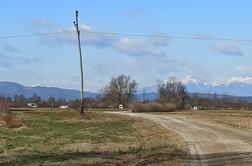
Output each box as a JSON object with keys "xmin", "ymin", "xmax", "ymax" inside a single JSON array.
[
  {"xmin": 59, "ymin": 105, "xmax": 69, "ymax": 109},
  {"xmin": 119, "ymin": 104, "xmax": 123, "ymax": 109}
]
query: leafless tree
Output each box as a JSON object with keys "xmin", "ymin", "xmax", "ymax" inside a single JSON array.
[
  {"xmin": 158, "ymin": 77, "xmax": 188, "ymax": 109},
  {"xmin": 101, "ymin": 75, "xmax": 138, "ymax": 107}
]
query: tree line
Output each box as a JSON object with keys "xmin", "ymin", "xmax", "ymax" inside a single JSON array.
[
  {"xmin": 1, "ymin": 74, "xmax": 252, "ymax": 110},
  {"xmin": 0, "ymin": 95, "xmax": 68, "ymax": 108}
]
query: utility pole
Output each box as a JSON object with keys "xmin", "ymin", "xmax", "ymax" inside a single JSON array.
[{"xmin": 73, "ymin": 10, "xmax": 84, "ymax": 116}]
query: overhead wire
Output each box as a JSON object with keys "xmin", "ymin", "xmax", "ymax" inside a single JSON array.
[
  {"xmin": 0, "ymin": 31, "xmax": 74, "ymax": 39},
  {"xmin": 84, "ymin": 31, "xmax": 252, "ymax": 42},
  {"xmin": 0, "ymin": 29, "xmax": 251, "ymax": 42}
]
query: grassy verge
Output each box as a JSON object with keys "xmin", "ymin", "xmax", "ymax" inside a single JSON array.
[
  {"xmin": 0, "ymin": 109, "xmax": 187, "ymax": 166},
  {"xmin": 157, "ymin": 110, "xmax": 252, "ymax": 130}
]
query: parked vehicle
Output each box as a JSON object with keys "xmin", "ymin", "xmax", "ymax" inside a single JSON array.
[
  {"xmin": 119, "ymin": 104, "xmax": 123, "ymax": 109},
  {"xmin": 59, "ymin": 105, "xmax": 69, "ymax": 109}
]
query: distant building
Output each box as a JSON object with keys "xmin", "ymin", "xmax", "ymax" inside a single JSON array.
[
  {"xmin": 193, "ymin": 106, "xmax": 198, "ymax": 111},
  {"xmin": 27, "ymin": 103, "xmax": 38, "ymax": 108}
]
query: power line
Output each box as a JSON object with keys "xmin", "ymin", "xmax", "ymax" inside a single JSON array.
[
  {"xmin": 84, "ymin": 31, "xmax": 252, "ymax": 42},
  {"xmin": 0, "ymin": 29, "xmax": 251, "ymax": 42},
  {"xmin": 0, "ymin": 31, "xmax": 74, "ymax": 39}
]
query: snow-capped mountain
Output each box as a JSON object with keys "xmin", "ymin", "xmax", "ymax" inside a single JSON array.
[
  {"xmin": 181, "ymin": 75, "xmax": 206, "ymax": 85},
  {"xmin": 139, "ymin": 76, "xmax": 252, "ymax": 97}
]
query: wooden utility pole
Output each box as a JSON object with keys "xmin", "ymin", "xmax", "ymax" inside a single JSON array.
[{"xmin": 73, "ymin": 10, "xmax": 84, "ymax": 115}]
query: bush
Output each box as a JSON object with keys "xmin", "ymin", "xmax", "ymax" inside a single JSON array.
[
  {"xmin": 0, "ymin": 99, "xmax": 10, "ymax": 111},
  {"xmin": 163, "ymin": 103, "xmax": 177, "ymax": 111},
  {"xmin": 184, "ymin": 104, "xmax": 192, "ymax": 110},
  {"xmin": 1, "ymin": 110, "xmax": 23, "ymax": 128},
  {"xmin": 0, "ymin": 100, "xmax": 23, "ymax": 128},
  {"xmin": 131, "ymin": 102, "xmax": 176, "ymax": 112}
]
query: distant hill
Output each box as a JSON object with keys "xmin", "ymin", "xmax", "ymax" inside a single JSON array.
[
  {"xmin": 1, "ymin": 79, "xmax": 252, "ymax": 102},
  {"xmin": 0, "ymin": 81, "xmax": 97, "ymax": 100}
]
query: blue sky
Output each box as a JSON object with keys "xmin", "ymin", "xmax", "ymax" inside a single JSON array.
[{"xmin": 1, "ymin": 0, "xmax": 252, "ymax": 92}]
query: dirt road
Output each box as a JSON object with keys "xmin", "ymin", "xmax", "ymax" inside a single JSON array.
[{"xmin": 111, "ymin": 112, "xmax": 252, "ymax": 166}]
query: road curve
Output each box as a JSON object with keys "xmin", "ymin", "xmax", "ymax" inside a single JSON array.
[{"xmin": 110, "ymin": 112, "xmax": 252, "ymax": 166}]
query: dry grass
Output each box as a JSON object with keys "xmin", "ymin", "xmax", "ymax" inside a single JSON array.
[
  {"xmin": 131, "ymin": 102, "xmax": 177, "ymax": 113},
  {"xmin": 0, "ymin": 109, "xmax": 23, "ymax": 129},
  {"xmin": 203, "ymin": 113, "xmax": 251, "ymax": 130},
  {"xmin": 0, "ymin": 109, "xmax": 187, "ymax": 166},
  {"xmin": 1, "ymin": 111, "xmax": 23, "ymax": 129},
  {"xmin": 166, "ymin": 110, "xmax": 252, "ymax": 130}
]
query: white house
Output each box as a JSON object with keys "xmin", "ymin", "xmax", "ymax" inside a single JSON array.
[{"xmin": 27, "ymin": 103, "xmax": 38, "ymax": 108}]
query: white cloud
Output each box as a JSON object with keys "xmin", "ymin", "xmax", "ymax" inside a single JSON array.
[
  {"xmin": 29, "ymin": 19, "xmax": 170, "ymax": 58},
  {"xmin": 213, "ymin": 42, "xmax": 243, "ymax": 56},
  {"xmin": 36, "ymin": 25, "xmax": 117, "ymax": 48},
  {"xmin": 79, "ymin": 25, "xmax": 93, "ymax": 32},
  {"xmin": 114, "ymin": 37, "xmax": 167, "ymax": 58}
]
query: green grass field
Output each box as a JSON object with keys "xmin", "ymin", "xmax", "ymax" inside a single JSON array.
[{"xmin": 0, "ymin": 109, "xmax": 187, "ymax": 166}]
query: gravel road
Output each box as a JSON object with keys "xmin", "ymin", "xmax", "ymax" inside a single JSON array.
[{"xmin": 111, "ymin": 112, "xmax": 252, "ymax": 166}]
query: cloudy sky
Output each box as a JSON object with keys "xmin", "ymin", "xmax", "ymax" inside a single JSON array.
[{"xmin": 0, "ymin": 0, "xmax": 252, "ymax": 92}]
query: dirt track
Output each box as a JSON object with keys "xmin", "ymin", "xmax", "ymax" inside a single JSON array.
[{"xmin": 111, "ymin": 112, "xmax": 252, "ymax": 166}]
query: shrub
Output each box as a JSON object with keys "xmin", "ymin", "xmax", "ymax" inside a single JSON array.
[
  {"xmin": 1, "ymin": 110, "xmax": 23, "ymax": 128},
  {"xmin": 0, "ymin": 100, "xmax": 23, "ymax": 128},
  {"xmin": 184, "ymin": 104, "xmax": 192, "ymax": 110},
  {"xmin": 131, "ymin": 102, "xmax": 176, "ymax": 112},
  {"xmin": 163, "ymin": 103, "xmax": 177, "ymax": 112},
  {"xmin": 0, "ymin": 99, "xmax": 10, "ymax": 111}
]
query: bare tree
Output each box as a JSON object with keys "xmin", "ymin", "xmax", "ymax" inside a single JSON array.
[
  {"xmin": 127, "ymin": 80, "xmax": 138, "ymax": 103},
  {"xmin": 47, "ymin": 97, "xmax": 56, "ymax": 107},
  {"xmin": 158, "ymin": 77, "xmax": 188, "ymax": 109},
  {"xmin": 101, "ymin": 75, "xmax": 138, "ymax": 107}
]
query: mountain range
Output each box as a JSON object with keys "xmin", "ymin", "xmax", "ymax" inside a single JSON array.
[
  {"xmin": 0, "ymin": 81, "xmax": 97, "ymax": 100},
  {"xmin": 0, "ymin": 76, "xmax": 252, "ymax": 101},
  {"xmin": 139, "ymin": 76, "xmax": 252, "ymax": 97}
]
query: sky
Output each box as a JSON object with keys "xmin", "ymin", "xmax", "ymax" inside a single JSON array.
[{"xmin": 0, "ymin": 0, "xmax": 252, "ymax": 92}]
